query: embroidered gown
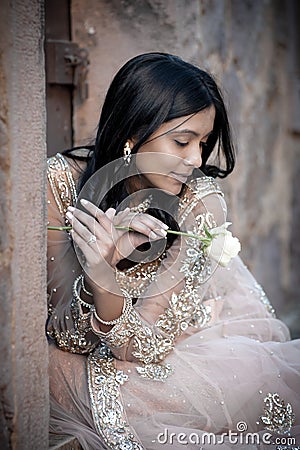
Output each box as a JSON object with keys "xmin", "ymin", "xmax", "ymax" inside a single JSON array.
[{"xmin": 47, "ymin": 153, "xmax": 300, "ymax": 450}]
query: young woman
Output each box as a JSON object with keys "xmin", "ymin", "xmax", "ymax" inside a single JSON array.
[{"xmin": 47, "ymin": 53, "xmax": 300, "ymax": 449}]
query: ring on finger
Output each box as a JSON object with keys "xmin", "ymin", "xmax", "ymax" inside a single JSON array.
[{"xmin": 87, "ymin": 234, "xmax": 97, "ymax": 245}]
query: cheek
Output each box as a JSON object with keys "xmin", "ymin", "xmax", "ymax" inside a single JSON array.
[{"xmin": 136, "ymin": 151, "xmax": 180, "ymax": 175}]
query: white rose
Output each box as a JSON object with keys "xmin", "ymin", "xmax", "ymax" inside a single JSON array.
[{"xmin": 205, "ymin": 222, "xmax": 241, "ymax": 267}]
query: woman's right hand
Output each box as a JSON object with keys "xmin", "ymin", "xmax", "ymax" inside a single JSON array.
[{"xmin": 66, "ymin": 199, "xmax": 168, "ymax": 292}]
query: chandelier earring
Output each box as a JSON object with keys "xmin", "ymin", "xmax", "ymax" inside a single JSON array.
[{"xmin": 123, "ymin": 141, "xmax": 132, "ymax": 166}]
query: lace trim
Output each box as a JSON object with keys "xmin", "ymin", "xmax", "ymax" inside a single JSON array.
[
  {"xmin": 47, "ymin": 152, "xmax": 78, "ymax": 216},
  {"xmin": 87, "ymin": 344, "xmax": 144, "ymax": 449}
]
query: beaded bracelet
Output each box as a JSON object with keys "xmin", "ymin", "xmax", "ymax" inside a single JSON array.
[
  {"xmin": 93, "ymin": 295, "xmax": 132, "ymax": 326},
  {"xmin": 73, "ymin": 275, "xmax": 95, "ymax": 310},
  {"xmin": 81, "ymin": 275, "xmax": 93, "ymax": 296}
]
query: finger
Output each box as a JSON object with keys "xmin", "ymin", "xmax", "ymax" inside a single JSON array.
[
  {"xmin": 138, "ymin": 212, "xmax": 169, "ymax": 231},
  {"xmin": 79, "ymin": 199, "xmax": 112, "ymax": 233},
  {"xmin": 67, "ymin": 208, "xmax": 107, "ymax": 240},
  {"xmin": 126, "ymin": 214, "xmax": 168, "ymax": 239},
  {"xmin": 132, "ymin": 214, "xmax": 169, "ymax": 237},
  {"xmin": 71, "ymin": 230, "xmax": 112, "ymax": 276},
  {"xmin": 114, "ymin": 209, "xmax": 169, "ymax": 231},
  {"xmin": 112, "ymin": 233, "xmax": 151, "ymax": 264},
  {"xmin": 66, "ymin": 212, "xmax": 106, "ymax": 254},
  {"xmin": 71, "ymin": 229, "xmax": 98, "ymax": 261},
  {"xmin": 105, "ymin": 207, "xmax": 116, "ymax": 221},
  {"xmin": 113, "ymin": 207, "xmax": 132, "ymax": 226},
  {"xmin": 112, "ymin": 208, "xmax": 159, "ymax": 239}
]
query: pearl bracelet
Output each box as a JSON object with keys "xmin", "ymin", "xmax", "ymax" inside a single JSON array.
[
  {"xmin": 73, "ymin": 274, "xmax": 94, "ymax": 310},
  {"xmin": 93, "ymin": 295, "xmax": 132, "ymax": 326}
]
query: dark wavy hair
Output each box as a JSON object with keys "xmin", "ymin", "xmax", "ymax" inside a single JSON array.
[{"xmin": 63, "ymin": 52, "xmax": 235, "ymax": 256}]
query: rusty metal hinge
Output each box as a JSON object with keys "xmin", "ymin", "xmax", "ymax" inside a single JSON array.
[{"xmin": 45, "ymin": 39, "xmax": 89, "ymax": 102}]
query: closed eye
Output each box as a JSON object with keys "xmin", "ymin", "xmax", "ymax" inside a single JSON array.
[{"xmin": 174, "ymin": 140, "xmax": 189, "ymax": 147}]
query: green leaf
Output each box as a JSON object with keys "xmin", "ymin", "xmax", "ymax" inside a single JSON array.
[{"xmin": 204, "ymin": 225, "xmax": 212, "ymax": 239}]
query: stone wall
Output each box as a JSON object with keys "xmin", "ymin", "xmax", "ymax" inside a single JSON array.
[
  {"xmin": 71, "ymin": 0, "xmax": 300, "ymax": 335},
  {"xmin": 0, "ymin": 0, "xmax": 49, "ymax": 448}
]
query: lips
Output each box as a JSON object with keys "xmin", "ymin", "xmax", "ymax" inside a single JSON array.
[{"xmin": 170, "ymin": 172, "xmax": 192, "ymax": 183}]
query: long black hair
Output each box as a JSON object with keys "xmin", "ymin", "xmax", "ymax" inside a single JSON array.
[{"xmin": 63, "ymin": 52, "xmax": 235, "ymax": 254}]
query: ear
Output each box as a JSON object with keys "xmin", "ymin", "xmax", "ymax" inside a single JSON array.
[{"xmin": 127, "ymin": 138, "xmax": 136, "ymax": 149}]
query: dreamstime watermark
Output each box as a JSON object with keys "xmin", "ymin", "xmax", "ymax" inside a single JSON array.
[{"xmin": 154, "ymin": 422, "xmax": 298, "ymax": 447}]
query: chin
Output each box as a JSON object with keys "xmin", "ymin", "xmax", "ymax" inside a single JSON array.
[{"xmin": 160, "ymin": 182, "xmax": 183, "ymax": 196}]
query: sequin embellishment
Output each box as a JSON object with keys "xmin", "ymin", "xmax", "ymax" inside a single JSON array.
[
  {"xmin": 253, "ymin": 281, "xmax": 276, "ymax": 317},
  {"xmin": 87, "ymin": 344, "xmax": 144, "ymax": 449},
  {"xmin": 47, "ymin": 298, "xmax": 98, "ymax": 354},
  {"xmin": 260, "ymin": 392, "xmax": 295, "ymax": 435},
  {"xmin": 47, "ymin": 152, "xmax": 78, "ymax": 220},
  {"xmin": 136, "ymin": 363, "xmax": 174, "ymax": 381},
  {"xmin": 99, "ymin": 177, "xmax": 222, "ymax": 381}
]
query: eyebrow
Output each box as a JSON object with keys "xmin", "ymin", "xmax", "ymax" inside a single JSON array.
[{"xmin": 169, "ymin": 129, "xmax": 213, "ymax": 139}]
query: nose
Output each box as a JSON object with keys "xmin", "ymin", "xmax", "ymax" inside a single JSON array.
[{"xmin": 183, "ymin": 144, "xmax": 202, "ymax": 168}]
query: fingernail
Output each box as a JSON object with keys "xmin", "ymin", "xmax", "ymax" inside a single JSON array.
[
  {"xmin": 149, "ymin": 231, "xmax": 157, "ymax": 239},
  {"xmin": 152, "ymin": 229, "xmax": 167, "ymax": 238},
  {"xmin": 161, "ymin": 223, "xmax": 169, "ymax": 230},
  {"xmin": 66, "ymin": 211, "xmax": 73, "ymax": 220},
  {"xmin": 80, "ymin": 199, "xmax": 88, "ymax": 205},
  {"xmin": 158, "ymin": 228, "xmax": 168, "ymax": 237},
  {"xmin": 67, "ymin": 206, "xmax": 75, "ymax": 212}
]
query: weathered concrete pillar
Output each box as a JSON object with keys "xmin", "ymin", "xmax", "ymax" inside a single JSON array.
[{"xmin": 0, "ymin": 1, "xmax": 49, "ymax": 449}]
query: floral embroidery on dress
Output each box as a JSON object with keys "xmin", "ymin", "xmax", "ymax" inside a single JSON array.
[
  {"xmin": 47, "ymin": 153, "xmax": 78, "ymax": 216},
  {"xmin": 136, "ymin": 363, "xmax": 174, "ymax": 381},
  {"xmin": 47, "ymin": 297, "xmax": 98, "ymax": 354},
  {"xmin": 115, "ymin": 253, "xmax": 166, "ymax": 299},
  {"xmin": 260, "ymin": 392, "xmax": 295, "ymax": 435},
  {"xmin": 179, "ymin": 211, "xmax": 216, "ymax": 284},
  {"xmin": 87, "ymin": 344, "xmax": 144, "ymax": 450},
  {"xmin": 97, "ymin": 177, "xmax": 222, "ymax": 381}
]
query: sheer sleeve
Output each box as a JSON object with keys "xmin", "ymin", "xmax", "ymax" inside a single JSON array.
[
  {"xmin": 47, "ymin": 153, "xmax": 100, "ymax": 354},
  {"xmin": 91, "ymin": 176, "xmax": 227, "ymax": 380}
]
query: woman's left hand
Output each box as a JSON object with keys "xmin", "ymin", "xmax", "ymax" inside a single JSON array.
[{"xmin": 66, "ymin": 200, "xmax": 168, "ymax": 292}]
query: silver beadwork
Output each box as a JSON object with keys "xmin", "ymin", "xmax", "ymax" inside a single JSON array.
[
  {"xmin": 130, "ymin": 194, "xmax": 153, "ymax": 213},
  {"xmin": 87, "ymin": 345, "xmax": 144, "ymax": 449},
  {"xmin": 260, "ymin": 392, "xmax": 295, "ymax": 435},
  {"xmin": 73, "ymin": 274, "xmax": 94, "ymax": 310}
]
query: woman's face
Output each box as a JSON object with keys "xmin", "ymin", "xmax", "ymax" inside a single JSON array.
[{"xmin": 132, "ymin": 106, "xmax": 215, "ymax": 195}]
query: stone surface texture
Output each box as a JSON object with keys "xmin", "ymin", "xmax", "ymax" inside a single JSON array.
[
  {"xmin": 0, "ymin": 0, "xmax": 49, "ymax": 448},
  {"xmin": 71, "ymin": 0, "xmax": 300, "ymax": 336}
]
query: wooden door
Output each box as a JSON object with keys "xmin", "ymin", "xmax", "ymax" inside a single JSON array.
[{"xmin": 45, "ymin": 0, "xmax": 72, "ymax": 156}]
